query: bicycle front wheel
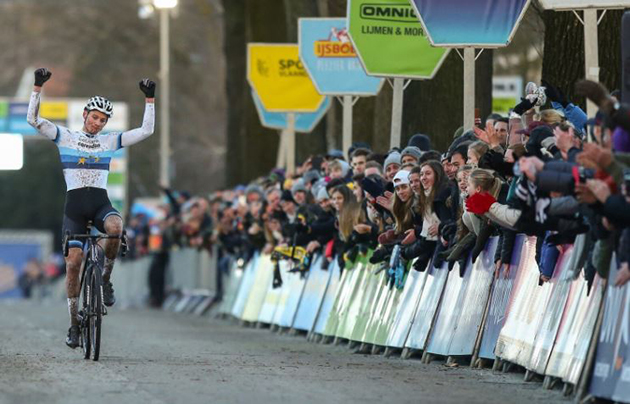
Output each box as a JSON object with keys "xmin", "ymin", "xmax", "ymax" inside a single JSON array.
[
  {"xmin": 81, "ymin": 266, "xmax": 91, "ymax": 360},
  {"xmin": 90, "ymin": 267, "xmax": 103, "ymax": 361}
]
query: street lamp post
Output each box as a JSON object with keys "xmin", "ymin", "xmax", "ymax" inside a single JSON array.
[{"xmin": 153, "ymin": 0, "xmax": 177, "ymax": 188}]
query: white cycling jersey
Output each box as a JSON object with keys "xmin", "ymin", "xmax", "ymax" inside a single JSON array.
[{"xmin": 27, "ymin": 91, "xmax": 154, "ymax": 191}]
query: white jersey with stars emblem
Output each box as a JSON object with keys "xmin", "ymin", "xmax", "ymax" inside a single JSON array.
[{"xmin": 27, "ymin": 91, "xmax": 154, "ymax": 191}]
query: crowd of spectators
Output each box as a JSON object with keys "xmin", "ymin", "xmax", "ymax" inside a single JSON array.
[{"xmin": 127, "ymin": 78, "xmax": 630, "ymax": 307}]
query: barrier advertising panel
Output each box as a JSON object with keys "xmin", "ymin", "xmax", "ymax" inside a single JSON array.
[
  {"xmin": 313, "ymin": 260, "xmax": 342, "ymax": 335},
  {"xmin": 247, "ymin": 43, "xmax": 326, "ymax": 112},
  {"xmin": 410, "ymin": 0, "xmax": 530, "ymax": 47},
  {"xmin": 347, "ymin": 0, "xmax": 449, "ymax": 78},
  {"xmin": 386, "ymin": 265, "xmax": 429, "ymax": 348},
  {"xmin": 298, "ymin": 18, "xmax": 383, "ymax": 95},
  {"xmin": 477, "ymin": 236, "xmax": 526, "ymax": 360},
  {"xmin": 231, "ymin": 254, "xmax": 259, "ymax": 319},
  {"xmin": 589, "ymin": 261, "xmax": 630, "ymax": 402},
  {"xmin": 293, "ymin": 255, "xmax": 333, "ymax": 331},
  {"xmin": 404, "ymin": 262, "xmax": 449, "ymax": 351}
]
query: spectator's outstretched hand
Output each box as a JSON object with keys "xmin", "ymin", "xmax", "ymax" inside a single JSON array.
[
  {"xmin": 542, "ymin": 80, "xmax": 568, "ymax": 107},
  {"xmin": 615, "ymin": 262, "xmax": 630, "ymax": 287},
  {"xmin": 576, "ymin": 143, "xmax": 613, "ymax": 171},
  {"xmin": 575, "ymin": 80, "xmax": 614, "ymax": 115},
  {"xmin": 586, "ymin": 179, "xmax": 612, "ymax": 203}
]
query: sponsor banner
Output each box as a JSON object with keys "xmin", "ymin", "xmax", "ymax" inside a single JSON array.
[
  {"xmin": 564, "ymin": 275, "xmax": 604, "ymax": 385},
  {"xmin": 298, "ymin": 18, "xmax": 383, "ymax": 95},
  {"xmin": 478, "ymin": 235, "xmax": 526, "ymax": 360},
  {"xmin": 404, "ymin": 261, "xmax": 449, "ymax": 350},
  {"xmin": 279, "ymin": 266, "xmax": 309, "ymax": 328},
  {"xmin": 528, "ymin": 246, "xmax": 575, "ymax": 374},
  {"xmin": 351, "ymin": 266, "xmax": 387, "ymax": 342},
  {"xmin": 231, "ymin": 254, "xmax": 260, "ymax": 319},
  {"xmin": 539, "ymin": 0, "xmax": 630, "ymax": 9},
  {"xmin": 271, "ymin": 260, "xmax": 294, "ymax": 326},
  {"xmin": 545, "ymin": 275, "xmax": 590, "ymax": 379},
  {"xmin": 347, "ymin": 0, "xmax": 449, "ymax": 79},
  {"xmin": 494, "ymin": 236, "xmax": 549, "ymax": 367},
  {"xmin": 386, "ymin": 265, "xmax": 429, "ymax": 348},
  {"xmin": 247, "ymin": 43, "xmax": 326, "ymax": 112},
  {"xmin": 0, "ymin": 101, "xmax": 8, "ymax": 132},
  {"xmin": 446, "ymin": 239, "xmax": 497, "ymax": 356},
  {"xmin": 337, "ymin": 259, "xmax": 371, "ymax": 339},
  {"xmin": 241, "ymin": 254, "xmax": 274, "ymax": 322},
  {"xmin": 8, "ymin": 102, "xmax": 36, "ymax": 135},
  {"xmin": 40, "ymin": 101, "xmax": 68, "ymax": 120},
  {"xmin": 293, "ymin": 255, "xmax": 333, "ymax": 331},
  {"xmin": 313, "ymin": 259, "xmax": 342, "ymax": 335},
  {"xmin": 426, "ymin": 238, "xmax": 497, "ymax": 356},
  {"xmin": 362, "ymin": 273, "xmax": 393, "ymax": 344},
  {"xmin": 251, "ymin": 91, "xmax": 330, "ymax": 133},
  {"xmin": 410, "ymin": 0, "xmax": 530, "ymax": 47},
  {"xmin": 373, "ymin": 282, "xmax": 404, "ymax": 346},
  {"xmin": 0, "ymin": 232, "xmax": 53, "ymax": 298},
  {"xmin": 589, "ymin": 260, "xmax": 630, "ymax": 402}
]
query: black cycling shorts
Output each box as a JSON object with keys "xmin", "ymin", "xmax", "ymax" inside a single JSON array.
[{"xmin": 63, "ymin": 187, "xmax": 121, "ymax": 247}]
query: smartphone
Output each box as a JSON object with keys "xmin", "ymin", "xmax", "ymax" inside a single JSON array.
[{"xmin": 474, "ymin": 108, "xmax": 482, "ymax": 128}]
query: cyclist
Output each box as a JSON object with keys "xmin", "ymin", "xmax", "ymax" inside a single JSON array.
[{"xmin": 26, "ymin": 68, "xmax": 156, "ymax": 348}]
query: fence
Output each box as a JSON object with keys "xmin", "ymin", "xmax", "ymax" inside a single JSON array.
[{"xmin": 113, "ymin": 235, "xmax": 629, "ymax": 403}]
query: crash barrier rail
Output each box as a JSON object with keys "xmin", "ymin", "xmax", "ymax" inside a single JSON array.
[
  {"xmin": 70, "ymin": 248, "xmax": 218, "ymax": 308},
  {"xmin": 180, "ymin": 234, "xmax": 628, "ymax": 403}
]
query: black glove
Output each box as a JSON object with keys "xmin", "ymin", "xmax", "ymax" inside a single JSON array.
[
  {"xmin": 139, "ymin": 78, "xmax": 156, "ymax": 98},
  {"xmin": 34, "ymin": 68, "xmax": 52, "ymax": 87},
  {"xmin": 542, "ymin": 80, "xmax": 568, "ymax": 107},
  {"xmin": 512, "ymin": 97, "xmax": 536, "ymax": 116},
  {"xmin": 295, "ymin": 222, "xmax": 309, "ymax": 234}
]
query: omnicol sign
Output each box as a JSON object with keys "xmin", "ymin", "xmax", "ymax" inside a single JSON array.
[
  {"xmin": 247, "ymin": 43, "xmax": 326, "ymax": 112},
  {"xmin": 299, "ymin": 18, "xmax": 383, "ymax": 95},
  {"xmin": 347, "ymin": 0, "xmax": 449, "ymax": 79}
]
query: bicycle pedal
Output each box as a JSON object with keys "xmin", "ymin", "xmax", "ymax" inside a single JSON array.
[{"xmin": 102, "ymin": 307, "xmax": 108, "ymax": 316}]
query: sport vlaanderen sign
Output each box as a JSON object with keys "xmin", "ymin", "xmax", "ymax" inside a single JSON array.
[
  {"xmin": 247, "ymin": 43, "xmax": 326, "ymax": 112},
  {"xmin": 347, "ymin": 0, "xmax": 449, "ymax": 79},
  {"xmin": 298, "ymin": 18, "xmax": 383, "ymax": 95}
]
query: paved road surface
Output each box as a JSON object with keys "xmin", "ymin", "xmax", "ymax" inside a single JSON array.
[{"xmin": 0, "ymin": 300, "xmax": 568, "ymax": 404}]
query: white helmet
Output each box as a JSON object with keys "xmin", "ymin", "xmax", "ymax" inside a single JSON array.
[{"xmin": 85, "ymin": 96, "xmax": 113, "ymax": 117}]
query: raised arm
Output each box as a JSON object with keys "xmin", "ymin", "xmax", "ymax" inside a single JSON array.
[
  {"xmin": 26, "ymin": 68, "xmax": 58, "ymax": 140},
  {"xmin": 120, "ymin": 79, "xmax": 156, "ymax": 147}
]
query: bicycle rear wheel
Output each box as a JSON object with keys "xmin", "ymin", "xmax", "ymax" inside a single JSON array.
[
  {"xmin": 90, "ymin": 266, "xmax": 103, "ymax": 361},
  {"xmin": 81, "ymin": 266, "xmax": 91, "ymax": 360}
]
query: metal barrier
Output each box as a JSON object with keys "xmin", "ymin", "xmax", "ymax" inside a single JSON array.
[{"xmin": 114, "ymin": 236, "xmax": 628, "ymax": 402}]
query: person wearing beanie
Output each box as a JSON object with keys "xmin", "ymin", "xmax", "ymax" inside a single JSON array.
[
  {"xmin": 384, "ymin": 151, "xmax": 402, "ymax": 182},
  {"xmin": 408, "ymin": 134, "xmax": 432, "ymax": 152},
  {"xmin": 302, "ymin": 169, "xmax": 321, "ymax": 189},
  {"xmin": 280, "ymin": 190, "xmax": 297, "ymax": 221},
  {"xmin": 401, "ymin": 146, "xmax": 422, "ymax": 166},
  {"xmin": 291, "ymin": 179, "xmax": 308, "ymax": 205},
  {"xmin": 328, "ymin": 159, "xmax": 350, "ymax": 180}
]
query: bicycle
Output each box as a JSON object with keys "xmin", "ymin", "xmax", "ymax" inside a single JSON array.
[{"xmin": 62, "ymin": 223, "xmax": 128, "ymax": 361}]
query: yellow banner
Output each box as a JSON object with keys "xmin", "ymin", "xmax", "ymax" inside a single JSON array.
[
  {"xmin": 40, "ymin": 102, "xmax": 68, "ymax": 120},
  {"xmin": 248, "ymin": 43, "xmax": 325, "ymax": 112}
]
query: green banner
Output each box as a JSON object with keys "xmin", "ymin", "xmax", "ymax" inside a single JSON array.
[
  {"xmin": 347, "ymin": 0, "xmax": 449, "ymax": 79},
  {"xmin": 0, "ymin": 101, "xmax": 8, "ymax": 117}
]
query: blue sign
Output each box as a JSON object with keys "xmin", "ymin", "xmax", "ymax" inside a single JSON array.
[
  {"xmin": 7, "ymin": 102, "xmax": 37, "ymax": 135},
  {"xmin": 410, "ymin": 0, "xmax": 530, "ymax": 47},
  {"xmin": 298, "ymin": 18, "xmax": 383, "ymax": 95},
  {"xmin": 252, "ymin": 91, "xmax": 330, "ymax": 133}
]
